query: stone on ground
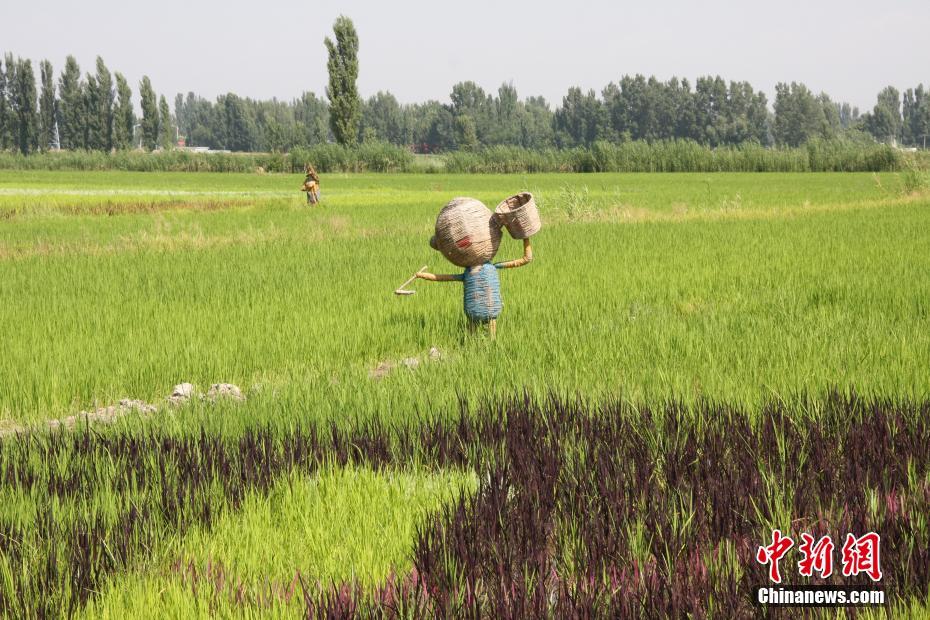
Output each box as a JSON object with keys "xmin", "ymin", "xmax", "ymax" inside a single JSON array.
[
  {"xmin": 49, "ymin": 398, "xmax": 158, "ymax": 431},
  {"xmin": 168, "ymin": 382, "xmax": 196, "ymax": 404},
  {"xmin": 207, "ymin": 383, "xmax": 244, "ymax": 401}
]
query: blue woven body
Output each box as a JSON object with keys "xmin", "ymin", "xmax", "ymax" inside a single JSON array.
[{"xmin": 454, "ymin": 263, "xmax": 503, "ymax": 321}]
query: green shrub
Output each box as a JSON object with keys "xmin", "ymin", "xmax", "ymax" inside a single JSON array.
[
  {"xmin": 0, "ymin": 140, "xmax": 902, "ymax": 174},
  {"xmin": 901, "ymin": 160, "xmax": 929, "ymax": 194},
  {"xmin": 442, "ymin": 140, "xmax": 901, "ymax": 174},
  {"xmin": 0, "ymin": 143, "xmax": 415, "ymax": 174}
]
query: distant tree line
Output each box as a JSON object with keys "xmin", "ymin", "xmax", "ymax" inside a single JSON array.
[
  {"xmin": 0, "ymin": 53, "xmax": 171, "ymax": 155},
  {"xmin": 1, "ymin": 52, "xmax": 929, "ymax": 156},
  {"xmin": 170, "ymin": 77, "xmax": 930, "ymax": 153}
]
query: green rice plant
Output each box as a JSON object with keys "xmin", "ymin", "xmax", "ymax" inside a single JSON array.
[
  {"xmin": 0, "ymin": 169, "xmax": 928, "ymax": 616},
  {"xmin": 0, "ymin": 170, "xmax": 927, "ymax": 424},
  {"xmin": 84, "ymin": 466, "xmax": 474, "ymax": 618},
  {"xmin": 900, "ymin": 159, "xmax": 929, "ymax": 194},
  {"xmin": 557, "ymin": 184, "xmax": 593, "ymax": 220},
  {"xmin": 1, "ymin": 390, "xmax": 929, "ymax": 615}
]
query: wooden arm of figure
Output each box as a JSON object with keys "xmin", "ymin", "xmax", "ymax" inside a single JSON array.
[
  {"xmin": 495, "ymin": 238, "xmax": 534, "ymax": 269},
  {"xmin": 416, "ymin": 271, "xmax": 458, "ymax": 282}
]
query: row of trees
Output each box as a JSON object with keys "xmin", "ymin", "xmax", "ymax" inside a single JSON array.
[
  {"xmin": 2, "ymin": 14, "xmax": 929, "ymax": 155},
  {"xmin": 0, "ymin": 53, "xmax": 174, "ymax": 155},
  {"xmin": 174, "ymin": 79, "xmax": 776, "ymax": 152},
  {"xmin": 866, "ymin": 85, "xmax": 930, "ymax": 147},
  {"xmin": 174, "ymin": 77, "xmax": 930, "ymax": 152}
]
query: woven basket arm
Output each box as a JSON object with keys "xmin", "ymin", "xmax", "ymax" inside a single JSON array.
[
  {"xmin": 495, "ymin": 239, "xmax": 534, "ymax": 270},
  {"xmin": 416, "ymin": 271, "xmax": 459, "ymax": 282}
]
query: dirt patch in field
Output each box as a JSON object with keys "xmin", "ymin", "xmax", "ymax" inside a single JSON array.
[
  {"xmin": 0, "ymin": 217, "xmax": 392, "ymax": 261},
  {"xmin": 0, "ymin": 420, "xmax": 25, "ymax": 439},
  {"xmin": 0, "ymin": 382, "xmax": 248, "ymax": 440},
  {"xmin": 0, "ymin": 228, "xmax": 296, "ymax": 260},
  {"xmin": 63, "ymin": 198, "xmax": 251, "ymax": 217},
  {"xmin": 0, "ymin": 198, "xmax": 251, "ymax": 221},
  {"xmin": 549, "ymin": 193, "xmax": 928, "ymax": 225},
  {"xmin": 369, "ymin": 347, "xmax": 442, "ymax": 380},
  {"xmin": 324, "ymin": 214, "xmax": 351, "ymax": 232}
]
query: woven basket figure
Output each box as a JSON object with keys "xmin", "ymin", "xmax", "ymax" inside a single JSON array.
[
  {"xmin": 430, "ymin": 197, "xmax": 503, "ymax": 268},
  {"xmin": 414, "ymin": 192, "xmax": 537, "ymax": 339},
  {"xmin": 495, "ymin": 192, "xmax": 541, "ymax": 239},
  {"xmin": 458, "ymin": 263, "xmax": 503, "ymax": 320}
]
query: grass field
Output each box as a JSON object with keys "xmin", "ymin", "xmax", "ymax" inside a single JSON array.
[{"xmin": 1, "ymin": 169, "xmax": 929, "ymax": 617}]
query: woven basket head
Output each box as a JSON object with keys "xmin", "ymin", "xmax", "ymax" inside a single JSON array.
[
  {"xmin": 495, "ymin": 192, "xmax": 541, "ymax": 239},
  {"xmin": 432, "ymin": 197, "xmax": 502, "ymax": 267}
]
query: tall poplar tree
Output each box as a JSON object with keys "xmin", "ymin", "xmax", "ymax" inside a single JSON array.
[
  {"xmin": 869, "ymin": 86, "xmax": 902, "ymax": 143},
  {"xmin": 113, "ymin": 72, "xmax": 134, "ymax": 149},
  {"xmin": 553, "ymin": 87, "xmax": 607, "ymax": 148},
  {"xmin": 94, "ymin": 57, "xmax": 114, "ymax": 151},
  {"xmin": 83, "ymin": 73, "xmax": 99, "ymax": 149},
  {"xmin": 13, "ymin": 58, "xmax": 38, "ymax": 154},
  {"xmin": 773, "ymin": 82, "xmax": 825, "ymax": 147},
  {"xmin": 139, "ymin": 76, "xmax": 158, "ymax": 150},
  {"xmin": 158, "ymin": 95, "xmax": 173, "ymax": 148},
  {"xmin": 38, "ymin": 60, "xmax": 57, "ymax": 150},
  {"xmin": 912, "ymin": 85, "xmax": 930, "ymax": 148},
  {"xmin": 0, "ymin": 56, "xmax": 8, "ymax": 150},
  {"xmin": 0, "ymin": 54, "xmax": 15, "ymax": 150},
  {"xmin": 324, "ymin": 15, "xmax": 360, "ymax": 146},
  {"xmin": 58, "ymin": 56, "xmax": 84, "ymax": 150}
]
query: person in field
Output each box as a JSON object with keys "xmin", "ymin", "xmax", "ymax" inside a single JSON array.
[
  {"xmin": 301, "ymin": 163, "xmax": 321, "ymax": 205},
  {"xmin": 415, "ymin": 195, "xmax": 539, "ymax": 338}
]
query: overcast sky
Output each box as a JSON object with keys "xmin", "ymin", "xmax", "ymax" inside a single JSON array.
[{"xmin": 3, "ymin": 0, "xmax": 928, "ymax": 111}]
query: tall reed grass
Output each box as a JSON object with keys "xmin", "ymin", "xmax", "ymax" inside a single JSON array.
[
  {"xmin": 0, "ymin": 139, "xmax": 907, "ymax": 174},
  {"xmin": 444, "ymin": 139, "xmax": 904, "ymax": 174},
  {"xmin": 0, "ymin": 142, "xmax": 415, "ymax": 174}
]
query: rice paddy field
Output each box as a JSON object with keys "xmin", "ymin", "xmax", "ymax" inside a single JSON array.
[{"xmin": 1, "ymin": 168, "xmax": 929, "ymax": 617}]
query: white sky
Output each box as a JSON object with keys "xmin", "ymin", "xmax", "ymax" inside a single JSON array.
[{"xmin": 3, "ymin": 0, "xmax": 928, "ymax": 110}]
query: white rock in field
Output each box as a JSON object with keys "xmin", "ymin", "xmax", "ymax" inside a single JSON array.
[
  {"xmin": 167, "ymin": 383, "xmax": 196, "ymax": 405},
  {"xmin": 207, "ymin": 383, "xmax": 244, "ymax": 401},
  {"xmin": 50, "ymin": 398, "xmax": 157, "ymax": 431},
  {"xmin": 428, "ymin": 347, "xmax": 442, "ymax": 361},
  {"xmin": 118, "ymin": 399, "xmax": 158, "ymax": 414}
]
